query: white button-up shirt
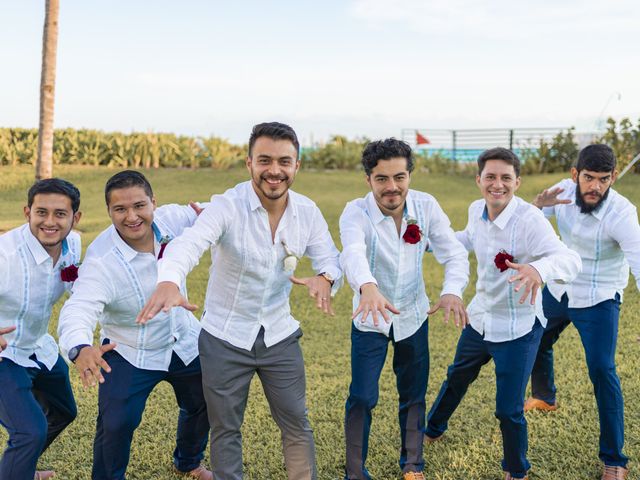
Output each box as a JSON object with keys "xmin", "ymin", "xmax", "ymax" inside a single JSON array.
[
  {"xmin": 458, "ymin": 196, "xmax": 582, "ymax": 342},
  {"xmin": 542, "ymin": 178, "xmax": 640, "ymax": 308},
  {"xmin": 157, "ymin": 181, "xmax": 342, "ymax": 351},
  {"xmin": 0, "ymin": 224, "xmax": 81, "ymax": 369},
  {"xmin": 340, "ymin": 190, "xmax": 469, "ymax": 341},
  {"xmin": 58, "ymin": 204, "xmax": 202, "ymax": 371}
]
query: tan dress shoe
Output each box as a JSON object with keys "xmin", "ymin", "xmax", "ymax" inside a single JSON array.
[
  {"xmin": 523, "ymin": 397, "xmax": 558, "ymax": 412},
  {"xmin": 504, "ymin": 473, "xmax": 528, "ymax": 480},
  {"xmin": 423, "ymin": 433, "xmax": 444, "ymax": 444},
  {"xmin": 602, "ymin": 465, "xmax": 629, "ymax": 480},
  {"xmin": 35, "ymin": 471, "xmax": 55, "ymax": 479}
]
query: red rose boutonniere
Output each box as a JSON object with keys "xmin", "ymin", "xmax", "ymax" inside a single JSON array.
[
  {"xmin": 157, "ymin": 235, "xmax": 171, "ymax": 260},
  {"xmin": 60, "ymin": 263, "xmax": 80, "ymax": 282},
  {"xmin": 403, "ymin": 219, "xmax": 422, "ymax": 245},
  {"xmin": 494, "ymin": 249, "xmax": 514, "ymax": 272}
]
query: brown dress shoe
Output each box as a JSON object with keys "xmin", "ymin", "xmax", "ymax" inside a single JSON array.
[
  {"xmin": 173, "ymin": 464, "xmax": 214, "ymax": 480},
  {"xmin": 423, "ymin": 433, "xmax": 444, "ymax": 444},
  {"xmin": 504, "ymin": 473, "xmax": 528, "ymax": 480},
  {"xmin": 403, "ymin": 472, "xmax": 426, "ymax": 480},
  {"xmin": 35, "ymin": 471, "xmax": 55, "ymax": 479},
  {"xmin": 602, "ymin": 465, "xmax": 629, "ymax": 480},
  {"xmin": 523, "ymin": 397, "xmax": 558, "ymax": 412}
]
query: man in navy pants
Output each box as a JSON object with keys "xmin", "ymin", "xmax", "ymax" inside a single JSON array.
[
  {"xmin": 0, "ymin": 178, "xmax": 82, "ymax": 480},
  {"xmin": 526, "ymin": 144, "xmax": 639, "ymax": 480}
]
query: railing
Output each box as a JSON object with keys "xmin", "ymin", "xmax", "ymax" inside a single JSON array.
[{"xmin": 402, "ymin": 128, "xmax": 577, "ymax": 162}]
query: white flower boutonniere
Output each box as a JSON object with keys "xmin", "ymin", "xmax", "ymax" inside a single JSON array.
[{"xmin": 281, "ymin": 240, "xmax": 298, "ymax": 273}]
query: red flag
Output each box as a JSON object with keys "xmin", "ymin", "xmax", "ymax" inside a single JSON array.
[{"xmin": 415, "ymin": 131, "xmax": 430, "ymax": 145}]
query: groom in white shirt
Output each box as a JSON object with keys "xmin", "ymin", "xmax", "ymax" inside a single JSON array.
[
  {"xmin": 57, "ymin": 171, "xmax": 212, "ymax": 480},
  {"xmin": 340, "ymin": 138, "xmax": 469, "ymax": 480},
  {"xmin": 0, "ymin": 178, "xmax": 82, "ymax": 480},
  {"xmin": 138, "ymin": 122, "xmax": 342, "ymax": 480},
  {"xmin": 526, "ymin": 144, "xmax": 638, "ymax": 480},
  {"xmin": 425, "ymin": 148, "xmax": 581, "ymax": 480}
]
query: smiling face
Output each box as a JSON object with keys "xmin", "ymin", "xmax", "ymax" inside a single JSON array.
[
  {"xmin": 572, "ymin": 167, "xmax": 616, "ymax": 213},
  {"xmin": 476, "ymin": 159, "xmax": 521, "ymax": 219},
  {"xmin": 107, "ymin": 186, "xmax": 157, "ymax": 251},
  {"xmin": 24, "ymin": 193, "xmax": 81, "ymax": 256},
  {"xmin": 246, "ymin": 136, "xmax": 300, "ymax": 204},
  {"xmin": 367, "ymin": 157, "xmax": 411, "ymax": 217}
]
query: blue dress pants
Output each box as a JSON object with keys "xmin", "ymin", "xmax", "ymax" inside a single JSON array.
[
  {"xmin": 92, "ymin": 350, "xmax": 209, "ymax": 480},
  {"xmin": 529, "ymin": 288, "xmax": 627, "ymax": 467},
  {"xmin": 426, "ymin": 321, "xmax": 543, "ymax": 479},
  {"xmin": 345, "ymin": 320, "xmax": 429, "ymax": 479},
  {"xmin": 0, "ymin": 355, "xmax": 77, "ymax": 480}
]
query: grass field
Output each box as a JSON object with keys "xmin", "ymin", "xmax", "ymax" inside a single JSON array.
[{"xmin": 1, "ymin": 165, "xmax": 639, "ymax": 480}]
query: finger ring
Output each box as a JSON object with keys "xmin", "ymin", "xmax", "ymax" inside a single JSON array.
[
  {"xmin": 321, "ymin": 297, "xmax": 327, "ymax": 301},
  {"xmin": 84, "ymin": 368, "xmax": 92, "ymax": 375}
]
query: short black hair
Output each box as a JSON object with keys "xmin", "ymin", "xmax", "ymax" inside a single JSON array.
[
  {"xmin": 105, "ymin": 170, "xmax": 153, "ymax": 205},
  {"xmin": 361, "ymin": 138, "xmax": 414, "ymax": 176},
  {"xmin": 576, "ymin": 144, "xmax": 616, "ymax": 173},
  {"xmin": 28, "ymin": 178, "xmax": 81, "ymax": 213},
  {"xmin": 248, "ymin": 122, "xmax": 300, "ymax": 158},
  {"xmin": 477, "ymin": 147, "xmax": 521, "ymax": 177}
]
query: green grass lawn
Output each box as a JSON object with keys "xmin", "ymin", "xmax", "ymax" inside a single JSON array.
[{"xmin": 1, "ymin": 165, "xmax": 639, "ymax": 480}]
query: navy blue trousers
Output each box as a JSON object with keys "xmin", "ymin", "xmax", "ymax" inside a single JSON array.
[
  {"xmin": 92, "ymin": 351, "xmax": 209, "ymax": 480},
  {"xmin": 345, "ymin": 320, "xmax": 429, "ymax": 479},
  {"xmin": 0, "ymin": 355, "xmax": 77, "ymax": 480},
  {"xmin": 426, "ymin": 321, "xmax": 543, "ymax": 479},
  {"xmin": 530, "ymin": 288, "xmax": 627, "ymax": 467}
]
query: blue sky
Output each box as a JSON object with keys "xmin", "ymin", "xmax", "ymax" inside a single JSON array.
[{"xmin": 1, "ymin": 0, "xmax": 638, "ymax": 144}]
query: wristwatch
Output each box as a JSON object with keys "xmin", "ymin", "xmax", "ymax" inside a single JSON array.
[
  {"xmin": 68, "ymin": 344, "xmax": 91, "ymax": 363},
  {"xmin": 318, "ymin": 272, "xmax": 335, "ymax": 287}
]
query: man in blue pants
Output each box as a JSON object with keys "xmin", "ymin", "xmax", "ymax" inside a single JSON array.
[
  {"xmin": 57, "ymin": 171, "xmax": 212, "ymax": 480},
  {"xmin": 0, "ymin": 178, "xmax": 82, "ymax": 480},
  {"xmin": 340, "ymin": 138, "xmax": 469, "ymax": 480},
  {"xmin": 425, "ymin": 148, "xmax": 581, "ymax": 480},
  {"xmin": 525, "ymin": 144, "xmax": 639, "ymax": 480}
]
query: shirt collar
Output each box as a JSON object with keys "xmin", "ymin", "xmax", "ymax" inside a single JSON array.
[
  {"xmin": 247, "ymin": 181, "xmax": 263, "ymax": 211},
  {"xmin": 404, "ymin": 191, "xmax": 417, "ymax": 222},
  {"xmin": 589, "ymin": 189, "xmax": 614, "ymax": 221},
  {"xmin": 481, "ymin": 196, "xmax": 519, "ymax": 230},
  {"xmin": 110, "ymin": 226, "xmax": 142, "ymax": 262},
  {"xmin": 22, "ymin": 224, "xmax": 62, "ymax": 265}
]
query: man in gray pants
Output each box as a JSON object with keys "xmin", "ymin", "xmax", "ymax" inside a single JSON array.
[{"xmin": 137, "ymin": 122, "xmax": 342, "ymax": 480}]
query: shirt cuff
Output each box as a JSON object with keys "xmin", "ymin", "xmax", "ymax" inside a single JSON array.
[
  {"xmin": 528, "ymin": 259, "xmax": 549, "ymax": 283},
  {"xmin": 440, "ymin": 283, "xmax": 464, "ymax": 299},
  {"xmin": 60, "ymin": 330, "xmax": 94, "ymax": 361},
  {"xmin": 156, "ymin": 269, "xmax": 183, "ymax": 287}
]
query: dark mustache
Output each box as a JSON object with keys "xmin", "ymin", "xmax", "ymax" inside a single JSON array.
[
  {"xmin": 584, "ymin": 191, "xmax": 602, "ymax": 198},
  {"xmin": 261, "ymin": 174, "xmax": 287, "ymax": 181},
  {"xmin": 382, "ymin": 191, "xmax": 401, "ymax": 196}
]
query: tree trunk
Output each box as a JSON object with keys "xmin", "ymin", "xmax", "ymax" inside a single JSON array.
[{"xmin": 36, "ymin": 0, "xmax": 60, "ymax": 180}]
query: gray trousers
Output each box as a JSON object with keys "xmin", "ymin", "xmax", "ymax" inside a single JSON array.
[{"xmin": 198, "ymin": 328, "xmax": 317, "ymax": 480}]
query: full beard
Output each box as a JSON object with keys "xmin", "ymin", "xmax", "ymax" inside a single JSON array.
[{"xmin": 575, "ymin": 183, "xmax": 610, "ymax": 214}]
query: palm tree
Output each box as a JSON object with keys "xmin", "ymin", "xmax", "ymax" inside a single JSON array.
[{"xmin": 36, "ymin": 0, "xmax": 60, "ymax": 180}]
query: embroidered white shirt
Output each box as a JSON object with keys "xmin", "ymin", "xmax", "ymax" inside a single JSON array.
[
  {"xmin": 542, "ymin": 178, "xmax": 640, "ymax": 307},
  {"xmin": 58, "ymin": 204, "xmax": 202, "ymax": 371},
  {"xmin": 458, "ymin": 196, "xmax": 582, "ymax": 342},
  {"xmin": 157, "ymin": 181, "xmax": 342, "ymax": 351},
  {"xmin": 0, "ymin": 224, "xmax": 81, "ymax": 369},
  {"xmin": 340, "ymin": 190, "xmax": 469, "ymax": 341}
]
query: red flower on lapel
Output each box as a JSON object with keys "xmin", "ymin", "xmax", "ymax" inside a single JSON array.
[
  {"xmin": 494, "ymin": 250, "xmax": 514, "ymax": 272},
  {"xmin": 60, "ymin": 264, "xmax": 79, "ymax": 282},
  {"xmin": 403, "ymin": 219, "xmax": 422, "ymax": 245}
]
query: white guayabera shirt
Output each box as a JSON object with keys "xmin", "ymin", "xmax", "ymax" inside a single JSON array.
[
  {"xmin": 58, "ymin": 204, "xmax": 202, "ymax": 371},
  {"xmin": 542, "ymin": 178, "xmax": 640, "ymax": 307},
  {"xmin": 339, "ymin": 190, "xmax": 470, "ymax": 341},
  {"xmin": 0, "ymin": 224, "xmax": 81, "ymax": 369},
  {"xmin": 458, "ymin": 196, "xmax": 582, "ymax": 342},
  {"xmin": 157, "ymin": 181, "xmax": 342, "ymax": 351}
]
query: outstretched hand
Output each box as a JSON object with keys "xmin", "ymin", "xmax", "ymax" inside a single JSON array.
[
  {"xmin": 0, "ymin": 325, "xmax": 16, "ymax": 358},
  {"xmin": 136, "ymin": 281, "xmax": 198, "ymax": 324},
  {"xmin": 428, "ymin": 294, "xmax": 468, "ymax": 329},
  {"xmin": 533, "ymin": 187, "xmax": 572, "ymax": 209},
  {"xmin": 352, "ymin": 283, "xmax": 400, "ymax": 327},
  {"xmin": 189, "ymin": 201, "xmax": 204, "ymax": 216},
  {"xmin": 74, "ymin": 343, "xmax": 117, "ymax": 388},
  {"xmin": 506, "ymin": 259, "xmax": 543, "ymax": 305},
  {"xmin": 290, "ymin": 275, "xmax": 334, "ymax": 315}
]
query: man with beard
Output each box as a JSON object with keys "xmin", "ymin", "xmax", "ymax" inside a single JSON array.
[
  {"xmin": 58, "ymin": 171, "xmax": 212, "ymax": 480},
  {"xmin": 340, "ymin": 138, "xmax": 469, "ymax": 480},
  {"xmin": 0, "ymin": 179, "xmax": 82, "ymax": 480},
  {"xmin": 526, "ymin": 144, "xmax": 639, "ymax": 480},
  {"xmin": 137, "ymin": 122, "xmax": 342, "ymax": 480}
]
